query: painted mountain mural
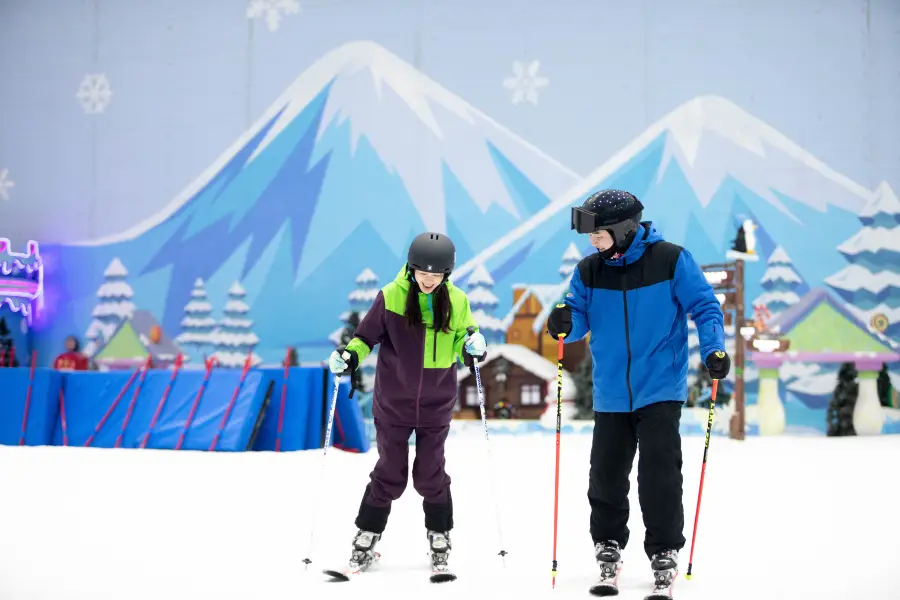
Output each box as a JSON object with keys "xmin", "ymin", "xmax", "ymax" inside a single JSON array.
[
  {"xmin": 38, "ymin": 41, "xmax": 580, "ymax": 363},
  {"xmin": 454, "ymin": 96, "xmax": 876, "ymax": 317}
]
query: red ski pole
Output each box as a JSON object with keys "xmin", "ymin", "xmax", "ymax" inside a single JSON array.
[
  {"xmin": 685, "ymin": 378, "xmax": 719, "ymax": 579},
  {"xmin": 208, "ymin": 352, "xmax": 253, "ymax": 451},
  {"xmin": 18, "ymin": 350, "xmax": 38, "ymax": 445},
  {"xmin": 176, "ymin": 356, "xmax": 216, "ymax": 450},
  {"xmin": 551, "ymin": 324, "xmax": 566, "ymax": 588},
  {"xmin": 275, "ymin": 348, "xmax": 291, "ymax": 452},
  {"xmin": 140, "ymin": 353, "xmax": 183, "ymax": 449},
  {"xmin": 115, "ymin": 355, "xmax": 153, "ymax": 448}
]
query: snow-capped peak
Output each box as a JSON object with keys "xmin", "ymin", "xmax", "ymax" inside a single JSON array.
[
  {"xmin": 767, "ymin": 245, "xmax": 792, "ymax": 265},
  {"xmin": 228, "ymin": 281, "xmax": 246, "ymax": 297},
  {"xmin": 562, "ymin": 242, "xmax": 582, "ymax": 262},
  {"xmin": 658, "ymin": 96, "xmax": 872, "ymax": 215},
  {"xmin": 859, "ymin": 181, "xmax": 900, "ymax": 219},
  {"xmin": 76, "ymin": 41, "xmax": 580, "ymax": 246},
  {"xmin": 454, "ymin": 95, "xmax": 873, "ymax": 280},
  {"xmin": 467, "ymin": 264, "xmax": 495, "ymax": 288},
  {"xmin": 355, "ymin": 267, "xmax": 379, "ymax": 285},
  {"xmin": 103, "ymin": 257, "xmax": 128, "ymax": 278}
]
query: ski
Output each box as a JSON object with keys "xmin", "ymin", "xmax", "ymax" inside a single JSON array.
[
  {"xmin": 588, "ymin": 581, "xmax": 619, "ymax": 596},
  {"xmin": 322, "ymin": 552, "xmax": 381, "ymax": 581},
  {"xmin": 429, "ymin": 565, "xmax": 457, "ymax": 583}
]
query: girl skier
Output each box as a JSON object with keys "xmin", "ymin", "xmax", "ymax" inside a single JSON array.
[{"xmin": 327, "ymin": 231, "xmax": 487, "ymax": 580}]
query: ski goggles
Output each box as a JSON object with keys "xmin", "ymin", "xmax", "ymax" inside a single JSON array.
[{"xmin": 570, "ymin": 206, "xmax": 641, "ymax": 241}]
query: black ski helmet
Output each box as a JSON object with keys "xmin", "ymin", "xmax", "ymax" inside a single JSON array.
[
  {"xmin": 407, "ymin": 232, "xmax": 456, "ymax": 275},
  {"xmin": 571, "ymin": 189, "xmax": 644, "ymax": 248}
]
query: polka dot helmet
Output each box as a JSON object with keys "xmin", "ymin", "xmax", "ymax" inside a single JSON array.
[{"xmin": 571, "ymin": 189, "xmax": 644, "ymax": 247}]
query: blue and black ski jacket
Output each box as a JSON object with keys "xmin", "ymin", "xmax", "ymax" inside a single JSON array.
[{"xmin": 564, "ymin": 223, "xmax": 725, "ymax": 413}]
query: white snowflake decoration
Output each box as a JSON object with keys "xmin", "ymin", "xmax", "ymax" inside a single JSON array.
[
  {"xmin": 502, "ymin": 60, "xmax": 549, "ymax": 106},
  {"xmin": 247, "ymin": 0, "xmax": 300, "ymax": 32},
  {"xmin": 0, "ymin": 168, "xmax": 14, "ymax": 201},
  {"xmin": 76, "ymin": 73, "xmax": 113, "ymax": 114}
]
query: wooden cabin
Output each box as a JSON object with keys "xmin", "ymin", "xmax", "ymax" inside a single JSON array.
[
  {"xmin": 455, "ymin": 343, "xmax": 576, "ymax": 420},
  {"xmin": 504, "ymin": 282, "xmax": 587, "ymax": 373}
]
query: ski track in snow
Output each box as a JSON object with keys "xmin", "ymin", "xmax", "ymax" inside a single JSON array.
[{"xmin": 0, "ymin": 434, "xmax": 895, "ymax": 599}]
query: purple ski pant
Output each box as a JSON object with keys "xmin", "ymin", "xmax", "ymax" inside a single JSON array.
[{"xmin": 354, "ymin": 419, "xmax": 453, "ymax": 534}]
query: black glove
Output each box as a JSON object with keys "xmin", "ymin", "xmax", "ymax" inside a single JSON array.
[
  {"xmin": 333, "ymin": 345, "xmax": 359, "ymax": 374},
  {"xmin": 547, "ymin": 304, "xmax": 572, "ymax": 340},
  {"xmin": 705, "ymin": 350, "xmax": 731, "ymax": 379}
]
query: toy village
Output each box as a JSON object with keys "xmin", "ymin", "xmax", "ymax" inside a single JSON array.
[{"xmin": 0, "ymin": 208, "xmax": 898, "ymax": 450}]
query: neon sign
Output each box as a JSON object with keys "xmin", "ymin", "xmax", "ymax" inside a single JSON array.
[{"xmin": 0, "ymin": 238, "xmax": 43, "ymax": 323}]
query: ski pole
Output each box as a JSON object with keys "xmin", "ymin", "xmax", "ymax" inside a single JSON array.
[
  {"xmin": 302, "ymin": 373, "xmax": 343, "ymax": 570},
  {"xmin": 115, "ymin": 355, "xmax": 153, "ymax": 448},
  {"xmin": 551, "ymin": 319, "xmax": 566, "ymax": 588},
  {"xmin": 275, "ymin": 348, "xmax": 291, "ymax": 452},
  {"xmin": 685, "ymin": 377, "xmax": 719, "ymax": 580},
  {"xmin": 18, "ymin": 350, "xmax": 38, "ymax": 445},
  {"xmin": 467, "ymin": 326, "xmax": 508, "ymax": 567},
  {"xmin": 141, "ymin": 354, "xmax": 183, "ymax": 449}
]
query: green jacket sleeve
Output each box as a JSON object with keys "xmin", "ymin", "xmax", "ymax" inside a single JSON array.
[
  {"xmin": 346, "ymin": 290, "xmax": 387, "ymax": 364},
  {"xmin": 453, "ymin": 294, "xmax": 479, "ymax": 362}
]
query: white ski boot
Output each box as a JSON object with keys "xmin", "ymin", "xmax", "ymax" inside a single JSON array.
[
  {"xmin": 427, "ymin": 530, "xmax": 457, "ymax": 583},
  {"xmin": 644, "ymin": 549, "xmax": 678, "ymax": 599},
  {"xmin": 589, "ymin": 540, "xmax": 623, "ymax": 596}
]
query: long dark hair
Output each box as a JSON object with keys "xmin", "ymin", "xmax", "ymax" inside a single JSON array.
[{"xmin": 405, "ymin": 271, "xmax": 452, "ymax": 333}]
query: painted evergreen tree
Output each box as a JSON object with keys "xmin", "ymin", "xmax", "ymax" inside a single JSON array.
[
  {"xmin": 466, "ymin": 264, "xmax": 506, "ymax": 344},
  {"xmin": 330, "ymin": 268, "xmax": 380, "ymax": 345},
  {"xmin": 752, "ymin": 245, "xmax": 805, "ymax": 317},
  {"xmin": 83, "ymin": 258, "xmax": 136, "ymax": 357},
  {"xmin": 825, "ymin": 182, "xmax": 900, "ymax": 343},
  {"xmin": 827, "ymin": 362, "xmax": 858, "ymax": 436},
  {"xmin": 175, "ymin": 278, "xmax": 216, "ymax": 362},
  {"xmin": 212, "ymin": 281, "xmax": 261, "ymax": 367},
  {"xmin": 330, "ymin": 268, "xmax": 381, "ymax": 392},
  {"xmin": 337, "ymin": 311, "xmax": 365, "ymax": 393},
  {"xmin": 559, "ymin": 242, "xmax": 582, "ymax": 279},
  {"xmin": 573, "ymin": 352, "xmax": 594, "ymax": 419}
]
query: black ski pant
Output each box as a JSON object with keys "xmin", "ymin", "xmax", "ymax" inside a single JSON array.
[
  {"xmin": 588, "ymin": 401, "xmax": 685, "ymax": 559},
  {"xmin": 355, "ymin": 419, "xmax": 453, "ymax": 535}
]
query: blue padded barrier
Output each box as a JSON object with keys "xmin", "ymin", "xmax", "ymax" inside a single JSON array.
[
  {"xmin": 252, "ymin": 369, "xmax": 369, "ymax": 453},
  {"xmin": 0, "ymin": 365, "xmax": 369, "ymax": 452},
  {"xmin": 52, "ymin": 370, "xmax": 272, "ymax": 451},
  {"xmin": 0, "ymin": 368, "xmax": 62, "ymax": 446}
]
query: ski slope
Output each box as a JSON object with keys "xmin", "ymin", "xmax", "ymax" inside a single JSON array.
[{"xmin": 0, "ymin": 431, "xmax": 894, "ymax": 599}]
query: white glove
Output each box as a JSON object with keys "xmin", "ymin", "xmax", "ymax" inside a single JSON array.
[
  {"xmin": 465, "ymin": 331, "xmax": 487, "ymax": 357},
  {"xmin": 328, "ymin": 349, "xmax": 348, "ymax": 374}
]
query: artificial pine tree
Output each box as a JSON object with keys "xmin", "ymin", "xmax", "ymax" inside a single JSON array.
[
  {"xmin": 826, "ymin": 362, "xmax": 858, "ymax": 436},
  {"xmin": 339, "ymin": 311, "xmax": 365, "ymax": 394},
  {"xmin": 877, "ymin": 363, "xmax": 891, "ymax": 407},
  {"xmin": 573, "ymin": 353, "xmax": 594, "ymax": 418}
]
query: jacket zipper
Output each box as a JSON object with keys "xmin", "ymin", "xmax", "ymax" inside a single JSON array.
[
  {"xmin": 621, "ymin": 261, "xmax": 634, "ymax": 411},
  {"xmin": 416, "ymin": 327, "xmax": 426, "ymax": 427}
]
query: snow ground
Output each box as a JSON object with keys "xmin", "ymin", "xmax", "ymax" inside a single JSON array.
[{"xmin": 0, "ymin": 433, "xmax": 894, "ymax": 600}]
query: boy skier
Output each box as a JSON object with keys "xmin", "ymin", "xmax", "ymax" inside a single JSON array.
[
  {"xmin": 547, "ymin": 190, "xmax": 730, "ymax": 598},
  {"xmin": 327, "ymin": 232, "xmax": 487, "ymax": 582}
]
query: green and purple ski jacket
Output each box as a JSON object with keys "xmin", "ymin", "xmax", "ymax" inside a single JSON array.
[{"xmin": 346, "ymin": 265, "xmax": 479, "ymax": 427}]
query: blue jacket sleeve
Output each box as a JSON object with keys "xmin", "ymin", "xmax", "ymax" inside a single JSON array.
[
  {"xmin": 562, "ymin": 268, "xmax": 590, "ymax": 343},
  {"xmin": 673, "ymin": 249, "xmax": 726, "ymax": 362}
]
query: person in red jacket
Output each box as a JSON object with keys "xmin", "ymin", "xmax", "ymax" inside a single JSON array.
[{"xmin": 53, "ymin": 336, "xmax": 89, "ymax": 371}]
